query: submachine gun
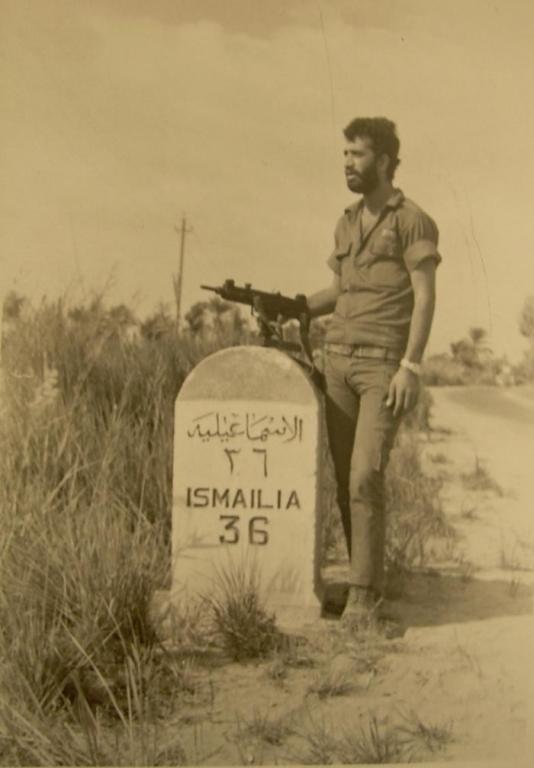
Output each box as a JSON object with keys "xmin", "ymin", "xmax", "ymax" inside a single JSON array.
[{"xmin": 200, "ymin": 279, "xmax": 324, "ymax": 389}]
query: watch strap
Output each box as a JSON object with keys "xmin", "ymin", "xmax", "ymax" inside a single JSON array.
[{"xmin": 400, "ymin": 358, "xmax": 422, "ymax": 376}]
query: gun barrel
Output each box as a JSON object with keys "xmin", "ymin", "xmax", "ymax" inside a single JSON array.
[{"xmin": 200, "ymin": 284, "xmax": 218, "ymax": 292}]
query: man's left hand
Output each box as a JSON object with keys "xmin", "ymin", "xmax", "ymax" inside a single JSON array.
[{"xmin": 386, "ymin": 367, "xmax": 419, "ymax": 416}]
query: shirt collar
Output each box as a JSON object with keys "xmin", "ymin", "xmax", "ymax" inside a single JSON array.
[{"xmin": 344, "ymin": 188, "xmax": 404, "ymax": 216}]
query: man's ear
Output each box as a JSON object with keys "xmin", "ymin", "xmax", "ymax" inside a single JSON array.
[{"xmin": 378, "ymin": 153, "xmax": 390, "ymax": 178}]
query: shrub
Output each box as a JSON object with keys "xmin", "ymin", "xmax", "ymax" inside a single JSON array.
[
  {"xmin": 338, "ymin": 714, "xmax": 405, "ymax": 764},
  {"xmin": 207, "ymin": 561, "xmax": 281, "ymax": 661},
  {"xmin": 385, "ymin": 432, "xmax": 456, "ymax": 578},
  {"xmin": 396, "ymin": 709, "xmax": 454, "ymax": 758},
  {"xmin": 423, "ymin": 354, "xmax": 471, "ymax": 385},
  {"xmin": 461, "ymin": 456, "xmax": 503, "ymax": 495}
]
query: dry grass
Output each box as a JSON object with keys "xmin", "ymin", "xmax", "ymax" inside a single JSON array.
[
  {"xmin": 461, "ymin": 455, "xmax": 503, "ymax": 495},
  {"xmin": 235, "ymin": 709, "xmax": 294, "ymax": 747},
  {"xmin": 265, "ymin": 637, "xmax": 316, "ymax": 684},
  {"xmin": 306, "ymin": 663, "xmax": 355, "ymax": 699},
  {"xmin": 0, "ymin": 296, "xmax": 460, "ymax": 765},
  {"xmin": 338, "ymin": 714, "xmax": 405, "ymax": 764},
  {"xmin": 396, "ymin": 709, "xmax": 454, "ymax": 758},
  {"xmin": 0, "ymin": 297, "xmax": 239, "ymax": 764},
  {"xmin": 385, "ymin": 433, "xmax": 458, "ymax": 586},
  {"xmin": 206, "ymin": 561, "xmax": 282, "ymax": 661},
  {"xmin": 290, "ymin": 710, "xmax": 341, "ymax": 765},
  {"xmin": 292, "ymin": 710, "xmax": 454, "ymax": 765}
]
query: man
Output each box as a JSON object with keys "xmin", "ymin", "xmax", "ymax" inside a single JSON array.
[{"xmin": 306, "ymin": 117, "xmax": 440, "ymax": 629}]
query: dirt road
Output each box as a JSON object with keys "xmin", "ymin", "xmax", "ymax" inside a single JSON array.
[
  {"xmin": 428, "ymin": 385, "xmax": 534, "ymax": 575},
  {"xmin": 164, "ymin": 386, "xmax": 534, "ymax": 765},
  {"xmin": 397, "ymin": 385, "xmax": 534, "ymax": 763},
  {"xmin": 315, "ymin": 385, "xmax": 534, "ymax": 763}
]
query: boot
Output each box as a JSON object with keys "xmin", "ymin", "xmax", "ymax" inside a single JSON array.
[
  {"xmin": 341, "ymin": 586, "xmax": 404, "ymax": 638},
  {"xmin": 341, "ymin": 586, "xmax": 376, "ymax": 625}
]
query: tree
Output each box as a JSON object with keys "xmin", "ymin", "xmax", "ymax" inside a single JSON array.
[
  {"xmin": 514, "ymin": 296, "xmax": 534, "ymax": 382},
  {"xmin": 519, "ymin": 296, "xmax": 534, "ymax": 341},
  {"xmin": 3, "ymin": 290, "xmax": 27, "ymax": 321},
  {"xmin": 184, "ymin": 296, "xmax": 247, "ymax": 337},
  {"xmin": 450, "ymin": 338, "xmax": 477, "ymax": 368},
  {"xmin": 468, "ymin": 326, "xmax": 488, "ymax": 350},
  {"xmin": 450, "ymin": 326, "xmax": 491, "ymax": 369},
  {"xmin": 140, "ymin": 305, "xmax": 175, "ymax": 341}
]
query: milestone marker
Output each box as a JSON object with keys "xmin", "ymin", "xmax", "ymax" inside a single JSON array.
[{"xmin": 171, "ymin": 346, "xmax": 324, "ymax": 626}]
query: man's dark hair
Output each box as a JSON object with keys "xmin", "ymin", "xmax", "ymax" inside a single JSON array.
[{"xmin": 343, "ymin": 117, "xmax": 400, "ymax": 180}]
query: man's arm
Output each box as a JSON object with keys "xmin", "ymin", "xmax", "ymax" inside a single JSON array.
[
  {"xmin": 306, "ymin": 273, "xmax": 342, "ymax": 318},
  {"xmin": 403, "ymin": 259, "xmax": 436, "ymax": 363},
  {"xmin": 387, "ymin": 259, "xmax": 436, "ymax": 415}
]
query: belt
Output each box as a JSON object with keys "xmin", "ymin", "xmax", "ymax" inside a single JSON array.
[{"xmin": 324, "ymin": 342, "xmax": 401, "ymax": 362}]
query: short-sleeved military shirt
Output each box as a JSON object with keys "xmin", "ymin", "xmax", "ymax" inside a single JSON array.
[{"xmin": 326, "ymin": 188, "xmax": 441, "ymax": 353}]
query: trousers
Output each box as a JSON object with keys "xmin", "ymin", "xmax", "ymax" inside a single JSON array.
[{"xmin": 324, "ymin": 350, "xmax": 402, "ymax": 595}]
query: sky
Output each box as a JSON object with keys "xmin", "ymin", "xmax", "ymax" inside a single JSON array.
[{"xmin": 1, "ymin": 0, "xmax": 533, "ymax": 359}]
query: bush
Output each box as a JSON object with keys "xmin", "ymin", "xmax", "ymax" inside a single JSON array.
[
  {"xmin": 385, "ymin": 433, "xmax": 455, "ymax": 578},
  {"xmin": 423, "ymin": 354, "xmax": 473, "ymax": 385},
  {"xmin": 423, "ymin": 351, "xmax": 510, "ymax": 386},
  {"xmin": 0, "ymin": 296, "xmax": 256, "ymax": 763},
  {"xmin": 207, "ymin": 561, "xmax": 281, "ymax": 661}
]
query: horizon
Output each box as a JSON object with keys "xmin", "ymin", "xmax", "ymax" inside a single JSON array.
[{"xmin": 1, "ymin": 0, "xmax": 533, "ymax": 362}]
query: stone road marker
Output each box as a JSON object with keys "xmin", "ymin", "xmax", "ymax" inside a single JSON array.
[{"xmin": 172, "ymin": 346, "xmax": 323, "ymax": 626}]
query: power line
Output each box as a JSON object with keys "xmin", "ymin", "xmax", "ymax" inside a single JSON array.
[{"xmin": 173, "ymin": 216, "xmax": 193, "ymax": 330}]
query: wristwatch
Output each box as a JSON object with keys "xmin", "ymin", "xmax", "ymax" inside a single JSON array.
[{"xmin": 400, "ymin": 358, "xmax": 422, "ymax": 376}]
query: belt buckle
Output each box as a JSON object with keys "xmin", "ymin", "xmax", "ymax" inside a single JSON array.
[
  {"xmin": 352, "ymin": 345, "xmax": 375, "ymax": 359},
  {"xmin": 352, "ymin": 345, "xmax": 385, "ymax": 360}
]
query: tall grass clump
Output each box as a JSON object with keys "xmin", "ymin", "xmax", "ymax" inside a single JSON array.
[
  {"xmin": 207, "ymin": 560, "xmax": 281, "ymax": 661},
  {"xmin": 386, "ymin": 387, "xmax": 456, "ymax": 581},
  {"xmin": 389, "ymin": 385, "xmax": 461, "ymax": 582},
  {"xmin": 338, "ymin": 714, "xmax": 405, "ymax": 764},
  {"xmin": 0, "ymin": 296, "xmax": 251, "ymax": 764},
  {"xmin": 385, "ymin": 431, "xmax": 456, "ymax": 585}
]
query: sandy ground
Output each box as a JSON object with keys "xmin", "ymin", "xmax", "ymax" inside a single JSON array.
[
  {"xmin": 160, "ymin": 385, "xmax": 534, "ymax": 766},
  {"xmin": 427, "ymin": 386, "xmax": 534, "ymax": 576}
]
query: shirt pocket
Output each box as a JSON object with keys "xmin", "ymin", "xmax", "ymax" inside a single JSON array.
[
  {"xmin": 370, "ymin": 227, "xmax": 400, "ymax": 259},
  {"xmin": 368, "ymin": 230, "xmax": 405, "ymax": 287},
  {"xmin": 332, "ymin": 240, "xmax": 353, "ymax": 286},
  {"xmin": 334, "ymin": 240, "xmax": 352, "ymax": 261}
]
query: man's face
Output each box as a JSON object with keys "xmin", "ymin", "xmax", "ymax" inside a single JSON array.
[{"xmin": 343, "ymin": 136, "xmax": 381, "ymax": 194}]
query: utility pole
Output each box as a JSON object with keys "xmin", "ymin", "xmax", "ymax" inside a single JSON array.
[{"xmin": 173, "ymin": 216, "xmax": 192, "ymax": 332}]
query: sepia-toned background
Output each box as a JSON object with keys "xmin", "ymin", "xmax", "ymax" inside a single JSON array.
[
  {"xmin": 1, "ymin": 3, "xmax": 534, "ymax": 765},
  {"xmin": 1, "ymin": 0, "xmax": 533, "ymax": 359}
]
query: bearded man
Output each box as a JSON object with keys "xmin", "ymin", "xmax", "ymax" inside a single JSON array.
[{"xmin": 306, "ymin": 117, "xmax": 441, "ymax": 630}]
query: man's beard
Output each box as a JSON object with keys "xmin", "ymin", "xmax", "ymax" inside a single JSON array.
[{"xmin": 346, "ymin": 165, "xmax": 379, "ymax": 194}]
